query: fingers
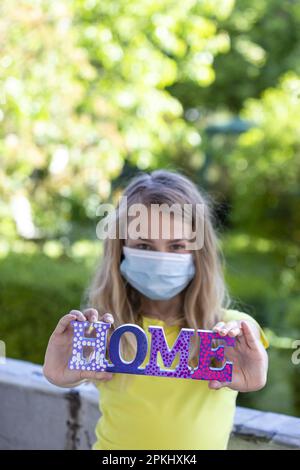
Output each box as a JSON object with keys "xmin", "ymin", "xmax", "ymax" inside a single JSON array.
[
  {"xmin": 240, "ymin": 321, "xmax": 260, "ymax": 350},
  {"xmin": 100, "ymin": 312, "xmax": 114, "ymax": 324},
  {"xmin": 83, "ymin": 308, "xmax": 99, "ymax": 323},
  {"xmin": 54, "ymin": 311, "xmax": 84, "ymax": 335},
  {"xmin": 69, "ymin": 309, "xmax": 87, "ymax": 321},
  {"xmin": 213, "ymin": 321, "xmax": 241, "ymax": 338},
  {"xmin": 228, "ymin": 324, "xmax": 242, "ymax": 337},
  {"xmin": 208, "ymin": 380, "xmax": 232, "ymax": 390},
  {"xmin": 82, "ymin": 310, "xmax": 114, "ymax": 335},
  {"xmin": 80, "ymin": 370, "xmax": 113, "ymax": 382},
  {"xmin": 213, "ymin": 319, "xmax": 261, "ymax": 349},
  {"xmin": 212, "ymin": 322, "xmax": 225, "ymax": 333},
  {"xmin": 54, "ymin": 309, "xmax": 111, "ymax": 336},
  {"xmin": 82, "ymin": 309, "xmax": 114, "ymax": 325}
]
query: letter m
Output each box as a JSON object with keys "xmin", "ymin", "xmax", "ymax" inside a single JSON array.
[{"xmin": 144, "ymin": 326, "xmax": 194, "ymax": 379}]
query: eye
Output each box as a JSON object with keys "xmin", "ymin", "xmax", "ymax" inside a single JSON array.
[
  {"xmin": 169, "ymin": 243, "xmax": 187, "ymax": 252},
  {"xmin": 135, "ymin": 243, "xmax": 151, "ymax": 250}
]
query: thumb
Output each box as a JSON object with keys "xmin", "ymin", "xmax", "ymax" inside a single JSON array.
[
  {"xmin": 80, "ymin": 370, "xmax": 114, "ymax": 381},
  {"xmin": 208, "ymin": 380, "xmax": 232, "ymax": 390}
]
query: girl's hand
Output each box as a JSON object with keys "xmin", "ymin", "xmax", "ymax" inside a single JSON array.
[
  {"xmin": 209, "ymin": 320, "xmax": 268, "ymax": 392},
  {"xmin": 43, "ymin": 308, "xmax": 114, "ymax": 388}
]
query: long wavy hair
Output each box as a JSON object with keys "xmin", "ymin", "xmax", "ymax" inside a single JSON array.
[{"xmin": 85, "ymin": 169, "xmax": 231, "ymax": 370}]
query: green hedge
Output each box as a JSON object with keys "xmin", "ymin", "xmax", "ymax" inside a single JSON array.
[{"xmin": 0, "ymin": 252, "xmax": 92, "ymax": 364}]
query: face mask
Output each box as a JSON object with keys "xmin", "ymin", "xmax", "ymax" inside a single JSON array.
[{"xmin": 120, "ymin": 246, "xmax": 195, "ymax": 301}]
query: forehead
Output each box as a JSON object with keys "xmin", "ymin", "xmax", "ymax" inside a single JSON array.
[{"xmin": 127, "ymin": 204, "xmax": 193, "ymax": 239}]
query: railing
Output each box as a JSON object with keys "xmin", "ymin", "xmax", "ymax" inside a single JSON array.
[{"xmin": 0, "ymin": 358, "xmax": 299, "ymax": 450}]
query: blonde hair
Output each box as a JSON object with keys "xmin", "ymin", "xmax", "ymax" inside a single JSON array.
[{"xmin": 85, "ymin": 169, "xmax": 230, "ymax": 371}]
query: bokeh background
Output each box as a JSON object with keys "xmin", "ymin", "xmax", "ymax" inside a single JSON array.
[{"xmin": 0, "ymin": 0, "xmax": 299, "ymax": 416}]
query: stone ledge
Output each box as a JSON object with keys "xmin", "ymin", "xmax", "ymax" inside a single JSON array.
[
  {"xmin": 232, "ymin": 407, "xmax": 300, "ymax": 449},
  {"xmin": 0, "ymin": 358, "xmax": 99, "ymax": 450},
  {"xmin": 0, "ymin": 358, "xmax": 299, "ymax": 450}
]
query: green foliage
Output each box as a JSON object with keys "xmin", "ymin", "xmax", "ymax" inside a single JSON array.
[
  {"xmin": 0, "ymin": 0, "xmax": 235, "ymax": 240},
  {"xmin": 0, "ymin": 251, "xmax": 93, "ymax": 363},
  {"xmin": 223, "ymin": 233, "xmax": 300, "ymax": 416},
  {"xmin": 192, "ymin": 0, "xmax": 300, "ymax": 112},
  {"xmin": 223, "ymin": 233, "xmax": 300, "ymax": 334},
  {"xmin": 237, "ymin": 347, "xmax": 298, "ymax": 417},
  {"xmin": 228, "ymin": 73, "xmax": 300, "ymax": 246}
]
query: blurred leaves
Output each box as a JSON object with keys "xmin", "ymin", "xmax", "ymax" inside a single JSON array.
[
  {"xmin": 0, "ymin": 0, "xmax": 234, "ymax": 240},
  {"xmin": 230, "ymin": 72, "xmax": 300, "ymax": 245},
  {"xmin": 193, "ymin": 0, "xmax": 300, "ymax": 112}
]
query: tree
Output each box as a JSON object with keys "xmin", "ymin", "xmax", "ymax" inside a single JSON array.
[
  {"xmin": 0, "ymin": 0, "xmax": 235, "ymax": 241},
  {"xmin": 229, "ymin": 72, "xmax": 300, "ymax": 245},
  {"xmin": 183, "ymin": 0, "xmax": 300, "ymax": 112}
]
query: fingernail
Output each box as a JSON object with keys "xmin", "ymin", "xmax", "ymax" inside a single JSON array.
[{"xmin": 104, "ymin": 314, "xmax": 114, "ymax": 322}]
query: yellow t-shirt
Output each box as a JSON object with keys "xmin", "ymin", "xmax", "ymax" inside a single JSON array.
[{"xmin": 92, "ymin": 309, "xmax": 269, "ymax": 450}]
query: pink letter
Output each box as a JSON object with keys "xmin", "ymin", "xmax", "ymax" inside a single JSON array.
[{"xmin": 191, "ymin": 331, "xmax": 235, "ymax": 382}]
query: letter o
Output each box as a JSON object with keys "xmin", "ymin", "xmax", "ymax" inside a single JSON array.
[{"xmin": 108, "ymin": 324, "xmax": 148, "ymax": 374}]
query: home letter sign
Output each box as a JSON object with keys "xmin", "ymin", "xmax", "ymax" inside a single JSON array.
[{"xmin": 68, "ymin": 321, "xmax": 235, "ymax": 382}]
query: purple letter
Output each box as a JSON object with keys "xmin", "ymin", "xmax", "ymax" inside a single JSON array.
[
  {"xmin": 144, "ymin": 326, "xmax": 195, "ymax": 379},
  {"xmin": 107, "ymin": 324, "xmax": 148, "ymax": 375},
  {"xmin": 68, "ymin": 321, "xmax": 111, "ymax": 372}
]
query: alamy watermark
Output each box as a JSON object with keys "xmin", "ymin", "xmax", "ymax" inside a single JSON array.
[
  {"xmin": 0, "ymin": 340, "xmax": 6, "ymax": 365},
  {"xmin": 95, "ymin": 197, "xmax": 205, "ymax": 250},
  {"xmin": 291, "ymin": 340, "xmax": 300, "ymax": 365}
]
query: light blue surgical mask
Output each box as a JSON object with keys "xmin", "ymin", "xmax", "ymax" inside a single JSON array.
[{"xmin": 120, "ymin": 246, "xmax": 195, "ymax": 301}]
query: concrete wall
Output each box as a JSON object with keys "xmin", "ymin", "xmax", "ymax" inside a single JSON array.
[{"xmin": 1, "ymin": 358, "xmax": 300, "ymax": 450}]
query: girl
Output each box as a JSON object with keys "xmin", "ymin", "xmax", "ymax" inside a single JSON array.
[{"xmin": 43, "ymin": 170, "xmax": 269, "ymax": 450}]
